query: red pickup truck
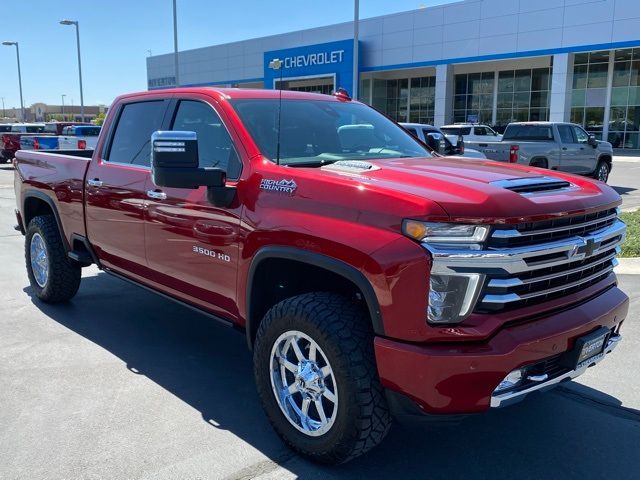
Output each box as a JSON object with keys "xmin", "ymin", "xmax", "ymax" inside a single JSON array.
[{"xmin": 13, "ymin": 88, "xmax": 628, "ymax": 463}]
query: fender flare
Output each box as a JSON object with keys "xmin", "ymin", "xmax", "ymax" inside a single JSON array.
[
  {"xmin": 22, "ymin": 189, "xmax": 70, "ymax": 251},
  {"xmin": 245, "ymin": 246, "xmax": 384, "ymax": 349}
]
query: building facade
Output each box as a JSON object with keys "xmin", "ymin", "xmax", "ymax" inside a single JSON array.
[{"xmin": 147, "ymin": 0, "xmax": 640, "ymax": 147}]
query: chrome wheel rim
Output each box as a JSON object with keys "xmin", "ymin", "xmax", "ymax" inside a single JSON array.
[
  {"xmin": 598, "ymin": 164, "xmax": 609, "ymax": 182},
  {"xmin": 30, "ymin": 233, "xmax": 49, "ymax": 288},
  {"xmin": 269, "ymin": 330, "xmax": 338, "ymax": 437}
]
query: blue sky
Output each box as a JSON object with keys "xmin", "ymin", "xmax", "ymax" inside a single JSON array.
[{"xmin": 0, "ymin": 0, "xmax": 455, "ymax": 110}]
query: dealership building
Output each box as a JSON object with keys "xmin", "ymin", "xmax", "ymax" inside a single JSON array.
[{"xmin": 147, "ymin": 0, "xmax": 640, "ymax": 148}]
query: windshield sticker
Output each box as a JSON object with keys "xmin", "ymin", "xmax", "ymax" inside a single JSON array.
[{"xmin": 260, "ymin": 179, "xmax": 297, "ymax": 195}]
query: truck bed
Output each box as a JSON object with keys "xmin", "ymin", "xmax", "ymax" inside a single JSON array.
[{"xmin": 14, "ymin": 150, "xmax": 93, "ymax": 245}]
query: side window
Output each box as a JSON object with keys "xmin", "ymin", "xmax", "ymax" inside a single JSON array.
[
  {"xmin": 573, "ymin": 126, "xmax": 589, "ymax": 144},
  {"xmin": 405, "ymin": 128, "xmax": 418, "ymax": 137},
  {"xmin": 558, "ymin": 125, "xmax": 576, "ymax": 144},
  {"xmin": 107, "ymin": 101, "xmax": 166, "ymax": 166},
  {"xmin": 171, "ymin": 100, "xmax": 242, "ymax": 179},
  {"xmin": 474, "ymin": 127, "xmax": 487, "ymax": 136}
]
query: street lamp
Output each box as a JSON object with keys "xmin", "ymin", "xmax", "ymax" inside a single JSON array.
[
  {"xmin": 61, "ymin": 94, "xmax": 66, "ymax": 119},
  {"xmin": 2, "ymin": 41, "xmax": 25, "ymax": 122},
  {"xmin": 353, "ymin": 0, "xmax": 359, "ymax": 100},
  {"xmin": 1, "ymin": 97, "xmax": 5, "ymax": 118},
  {"xmin": 60, "ymin": 20, "xmax": 85, "ymax": 122},
  {"xmin": 172, "ymin": 0, "xmax": 180, "ymax": 87}
]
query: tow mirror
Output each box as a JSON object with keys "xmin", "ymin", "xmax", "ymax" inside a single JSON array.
[
  {"xmin": 151, "ymin": 131, "xmax": 235, "ymax": 207},
  {"xmin": 151, "ymin": 131, "xmax": 225, "ymax": 188},
  {"xmin": 588, "ymin": 134, "xmax": 598, "ymax": 148}
]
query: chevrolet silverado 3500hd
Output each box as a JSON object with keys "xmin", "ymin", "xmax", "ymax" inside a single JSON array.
[{"xmin": 14, "ymin": 88, "xmax": 628, "ymax": 464}]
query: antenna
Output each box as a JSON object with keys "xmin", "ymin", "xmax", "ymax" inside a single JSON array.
[{"xmin": 269, "ymin": 58, "xmax": 283, "ymax": 166}]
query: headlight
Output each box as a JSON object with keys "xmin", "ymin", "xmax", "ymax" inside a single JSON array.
[
  {"xmin": 403, "ymin": 220, "xmax": 489, "ymax": 325},
  {"xmin": 428, "ymin": 273, "xmax": 483, "ymax": 324},
  {"xmin": 402, "ymin": 220, "xmax": 488, "ymax": 246}
]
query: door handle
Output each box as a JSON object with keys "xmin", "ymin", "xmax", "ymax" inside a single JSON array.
[
  {"xmin": 87, "ymin": 178, "xmax": 103, "ymax": 187},
  {"xmin": 562, "ymin": 147, "xmax": 568, "ymax": 151},
  {"xmin": 147, "ymin": 189, "xmax": 167, "ymax": 200}
]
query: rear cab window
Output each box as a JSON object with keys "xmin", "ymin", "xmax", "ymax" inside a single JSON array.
[
  {"xmin": 502, "ymin": 125, "xmax": 554, "ymax": 141},
  {"xmin": 106, "ymin": 101, "xmax": 167, "ymax": 166}
]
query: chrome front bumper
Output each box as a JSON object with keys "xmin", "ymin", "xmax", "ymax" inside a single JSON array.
[{"xmin": 490, "ymin": 334, "xmax": 622, "ymax": 408}]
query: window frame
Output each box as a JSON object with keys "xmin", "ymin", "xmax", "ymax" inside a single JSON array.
[
  {"xmin": 167, "ymin": 98, "xmax": 243, "ymax": 180},
  {"xmin": 103, "ymin": 98, "xmax": 172, "ymax": 168}
]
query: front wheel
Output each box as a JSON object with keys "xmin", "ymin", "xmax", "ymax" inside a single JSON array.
[
  {"xmin": 253, "ymin": 292, "xmax": 391, "ymax": 464},
  {"xmin": 25, "ymin": 215, "xmax": 81, "ymax": 303},
  {"xmin": 593, "ymin": 160, "xmax": 610, "ymax": 183}
]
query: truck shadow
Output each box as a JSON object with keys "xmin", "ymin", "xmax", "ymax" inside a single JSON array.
[
  {"xmin": 24, "ymin": 272, "xmax": 640, "ymax": 480},
  {"xmin": 611, "ymin": 185, "xmax": 637, "ymax": 196}
]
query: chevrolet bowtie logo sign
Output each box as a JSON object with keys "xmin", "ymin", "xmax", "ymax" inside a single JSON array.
[{"xmin": 584, "ymin": 238, "xmax": 598, "ymax": 257}]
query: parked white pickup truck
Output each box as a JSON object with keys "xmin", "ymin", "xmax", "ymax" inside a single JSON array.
[{"xmin": 400, "ymin": 123, "xmax": 487, "ymax": 159}]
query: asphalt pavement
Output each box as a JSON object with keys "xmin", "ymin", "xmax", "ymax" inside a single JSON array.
[
  {"xmin": 0, "ymin": 163, "xmax": 638, "ymax": 480},
  {"xmin": 611, "ymin": 155, "xmax": 640, "ymax": 212}
]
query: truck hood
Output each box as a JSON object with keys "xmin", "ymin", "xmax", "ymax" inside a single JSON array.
[{"xmin": 321, "ymin": 156, "xmax": 621, "ymax": 221}]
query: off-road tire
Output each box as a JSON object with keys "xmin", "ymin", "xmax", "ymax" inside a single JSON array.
[
  {"xmin": 25, "ymin": 215, "xmax": 81, "ymax": 303},
  {"xmin": 253, "ymin": 292, "xmax": 392, "ymax": 464}
]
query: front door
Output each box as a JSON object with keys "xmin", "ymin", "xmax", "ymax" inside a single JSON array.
[
  {"xmin": 85, "ymin": 99, "xmax": 169, "ymax": 275},
  {"xmin": 144, "ymin": 98, "xmax": 244, "ymax": 319},
  {"xmin": 557, "ymin": 124, "xmax": 583, "ymax": 174},
  {"xmin": 572, "ymin": 125, "xmax": 596, "ymax": 174}
]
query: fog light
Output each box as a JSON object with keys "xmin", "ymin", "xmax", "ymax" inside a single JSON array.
[{"xmin": 495, "ymin": 369, "xmax": 524, "ymax": 393}]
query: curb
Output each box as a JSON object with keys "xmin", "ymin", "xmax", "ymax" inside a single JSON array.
[{"xmin": 615, "ymin": 257, "xmax": 640, "ymax": 275}]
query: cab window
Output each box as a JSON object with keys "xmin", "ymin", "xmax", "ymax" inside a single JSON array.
[
  {"xmin": 107, "ymin": 101, "xmax": 166, "ymax": 166},
  {"xmin": 573, "ymin": 126, "xmax": 589, "ymax": 144},
  {"xmin": 171, "ymin": 100, "xmax": 242, "ymax": 179},
  {"xmin": 558, "ymin": 125, "xmax": 576, "ymax": 144}
]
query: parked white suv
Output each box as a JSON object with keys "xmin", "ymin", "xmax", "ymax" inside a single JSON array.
[{"xmin": 440, "ymin": 124, "xmax": 502, "ymax": 143}]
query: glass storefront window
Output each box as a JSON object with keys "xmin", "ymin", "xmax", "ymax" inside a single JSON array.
[
  {"xmin": 453, "ymin": 72, "xmax": 494, "ymax": 124},
  {"xmin": 572, "ymin": 50, "xmax": 609, "ymax": 140},
  {"xmin": 371, "ymin": 76, "xmax": 435, "ymax": 124},
  {"xmin": 492, "ymin": 67, "xmax": 552, "ymax": 131}
]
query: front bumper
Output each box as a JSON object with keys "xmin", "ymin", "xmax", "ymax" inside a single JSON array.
[{"xmin": 374, "ymin": 284, "xmax": 628, "ymax": 415}]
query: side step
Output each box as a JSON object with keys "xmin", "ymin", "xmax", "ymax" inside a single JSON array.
[{"xmin": 67, "ymin": 250, "xmax": 94, "ymax": 266}]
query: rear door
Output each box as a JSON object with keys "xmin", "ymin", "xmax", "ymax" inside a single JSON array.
[
  {"xmin": 143, "ymin": 96, "xmax": 244, "ymax": 319},
  {"xmin": 85, "ymin": 98, "xmax": 171, "ymax": 275}
]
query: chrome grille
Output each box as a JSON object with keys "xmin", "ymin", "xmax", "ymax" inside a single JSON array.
[
  {"xmin": 477, "ymin": 212, "xmax": 624, "ymax": 313},
  {"xmin": 425, "ymin": 212, "xmax": 626, "ymax": 316},
  {"xmin": 489, "ymin": 208, "xmax": 618, "ymax": 248}
]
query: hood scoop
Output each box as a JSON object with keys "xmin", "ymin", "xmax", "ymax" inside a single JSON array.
[
  {"xmin": 491, "ymin": 176, "xmax": 573, "ymax": 195},
  {"xmin": 322, "ymin": 160, "xmax": 381, "ymax": 174}
]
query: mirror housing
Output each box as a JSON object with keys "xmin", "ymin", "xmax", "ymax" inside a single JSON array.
[
  {"xmin": 456, "ymin": 135, "xmax": 465, "ymax": 155},
  {"xmin": 588, "ymin": 134, "xmax": 598, "ymax": 147},
  {"xmin": 151, "ymin": 131, "xmax": 226, "ymax": 189}
]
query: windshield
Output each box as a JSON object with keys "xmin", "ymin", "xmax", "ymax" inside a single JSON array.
[{"xmin": 230, "ymin": 99, "xmax": 431, "ymax": 166}]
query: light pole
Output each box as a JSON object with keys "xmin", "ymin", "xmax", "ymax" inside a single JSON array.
[
  {"xmin": 1, "ymin": 97, "xmax": 5, "ymax": 118},
  {"xmin": 353, "ymin": 0, "xmax": 359, "ymax": 100},
  {"xmin": 61, "ymin": 94, "xmax": 66, "ymax": 120},
  {"xmin": 60, "ymin": 20, "xmax": 85, "ymax": 122},
  {"xmin": 172, "ymin": 0, "xmax": 180, "ymax": 87},
  {"xmin": 2, "ymin": 41, "xmax": 25, "ymax": 122}
]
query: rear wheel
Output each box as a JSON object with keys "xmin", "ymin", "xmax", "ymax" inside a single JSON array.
[
  {"xmin": 593, "ymin": 160, "xmax": 610, "ymax": 183},
  {"xmin": 253, "ymin": 292, "xmax": 391, "ymax": 464},
  {"xmin": 25, "ymin": 215, "xmax": 81, "ymax": 303}
]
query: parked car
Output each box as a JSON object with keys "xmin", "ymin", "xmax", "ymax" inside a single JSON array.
[
  {"xmin": 14, "ymin": 88, "xmax": 628, "ymax": 464},
  {"xmin": 0, "ymin": 124, "xmax": 16, "ymax": 133},
  {"xmin": 464, "ymin": 122, "xmax": 614, "ymax": 182},
  {"xmin": 10, "ymin": 123, "xmax": 45, "ymax": 133},
  {"xmin": 440, "ymin": 123, "xmax": 502, "ymax": 143},
  {"xmin": 19, "ymin": 135, "xmax": 60, "ymax": 151},
  {"xmin": 400, "ymin": 122, "xmax": 486, "ymax": 159}
]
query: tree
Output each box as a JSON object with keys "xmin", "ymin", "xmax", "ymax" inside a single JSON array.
[{"xmin": 94, "ymin": 112, "xmax": 106, "ymax": 126}]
